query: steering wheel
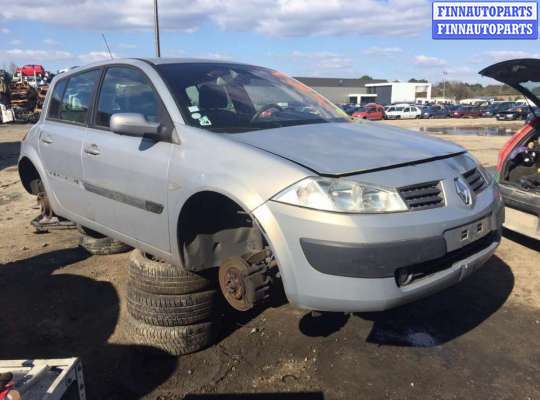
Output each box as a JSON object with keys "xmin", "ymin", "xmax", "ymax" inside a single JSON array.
[{"xmin": 251, "ymin": 103, "xmax": 283, "ymax": 123}]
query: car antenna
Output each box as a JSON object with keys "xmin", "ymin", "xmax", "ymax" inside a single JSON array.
[{"xmin": 101, "ymin": 33, "xmax": 114, "ymax": 60}]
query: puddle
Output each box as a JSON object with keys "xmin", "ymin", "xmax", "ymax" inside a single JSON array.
[{"xmin": 416, "ymin": 126, "xmax": 518, "ymax": 136}]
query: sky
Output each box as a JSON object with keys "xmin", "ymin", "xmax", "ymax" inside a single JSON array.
[{"xmin": 0, "ymin": 0, "xmax": 539, "ymax": 84}]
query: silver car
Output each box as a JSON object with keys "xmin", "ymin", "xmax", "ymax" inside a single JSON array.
[{"xmin": 18, "ymin": 58, "xmax": 504, "ymax": 313}]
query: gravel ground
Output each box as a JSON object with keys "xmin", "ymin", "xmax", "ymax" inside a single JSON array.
[{"xmin": 0, "ymin": 122, "xmax": 539, "ymax": 400}]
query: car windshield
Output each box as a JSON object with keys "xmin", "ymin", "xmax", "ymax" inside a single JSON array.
[{"xmin": 156, "ymin": 62, "xmax": 350, "ymax": 133}]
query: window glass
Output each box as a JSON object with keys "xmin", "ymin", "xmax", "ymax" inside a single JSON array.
[
  {"xmin": 96, "ymin": 67, "xmax": 161, "ymax": 128},
  {"xmin": 156, "ymin": 63, "xmax": 349, "ymax": 133},
  {"xmin": 47, "ymin": 79, "xmax": 67, "ymax": 119},
  {"xmin": 59, "ymin": 70, "xmax": 100, "ymax": 124}
]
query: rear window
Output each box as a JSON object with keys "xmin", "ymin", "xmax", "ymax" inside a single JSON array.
[
  {"xmin": 47, "ymin": 79, "xmax": 67, "ymax": 119},
  {"xmin": 58, "ymin": 69, "xmax": 100, "ymax": 125}
]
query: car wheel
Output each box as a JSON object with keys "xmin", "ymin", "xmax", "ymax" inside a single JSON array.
[
  {"xmin": 125, "ymin": 314, "xmax": 214, "ymax": 355},
  {"xmin": 128, "ymin": 249, "xmax": 212, "ymax": 295},
  {"xmin": 78, "ymin": 225, "xmax": 132, "ymax": 255},
  {"xmin": 127, "ymin": 285, "xmax": 216, "ymax": 326}
]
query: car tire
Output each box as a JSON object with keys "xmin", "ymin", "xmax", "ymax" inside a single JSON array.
[
  {"xmin": 127, "ymin": 285, "xmax": 216, "ymax": 326},
  {"xmin": 128, "ymin": 249, "xmax": 212, "ymax": 295},
  {"xmin": 125, "ymin": 314, "xmax": 213, "ymax": 355},
  {"xmin": 78, "ymin": 225, "xmax": 132, "ymax": 255}
]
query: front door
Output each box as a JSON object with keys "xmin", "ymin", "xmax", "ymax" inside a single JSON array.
[
  {"xmin": 38, "ymin": 69, "xmax": 101, "ymax": 217},
  {"xmin": 81, "ymin": 66, "xmax": 173, "ymax": 251}
]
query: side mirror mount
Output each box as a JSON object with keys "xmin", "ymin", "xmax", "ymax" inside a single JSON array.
[{"xmin": 110, "ymin": 113, "xmax": 161, "ymax": 138}]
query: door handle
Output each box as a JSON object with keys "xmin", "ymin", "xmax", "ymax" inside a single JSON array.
[
  {"xmin": 40, "ymin": 135, "xmax": 54, "ymax": 144},
  {"xmin": 84, "ymin": 144, "xmax": 101, "ymax": 156}
]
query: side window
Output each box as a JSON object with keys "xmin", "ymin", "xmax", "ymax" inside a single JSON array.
[
  {"xmin": 59, "ymin": 70, "xmax": 100, "ymax": 125},
  {"xmin": 47, "ymin": 79, "xmax": 67, "ymax": 119},
  {"xmin": 95, "ymin": 67, "xmax": 161, "ymax": 128}
]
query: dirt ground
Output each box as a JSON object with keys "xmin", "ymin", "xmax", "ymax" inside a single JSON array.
[{"xmin": 0, "ymin": 122, "xmax": 539, "ymax": 400}]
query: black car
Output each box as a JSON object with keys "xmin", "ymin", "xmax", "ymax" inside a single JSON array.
[
  {"xmin": 482, "ymin": 101, "xmax": 515, "ymax": 117},
  {"xmin": 421, "ymin": 105, "xmax": 449, "ymax": 118},
  {"xmin": 495, "ymin": 105, "xmax": 530, "ymax": 120}
]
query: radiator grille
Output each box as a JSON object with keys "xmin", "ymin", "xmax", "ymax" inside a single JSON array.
[
  {"xmin": 463, "ymin": 167, "xmax": 487, "ymax": 194},
  {"xmin": 399, "ymin": 181, "xmax": 444, "ymax": 211}
]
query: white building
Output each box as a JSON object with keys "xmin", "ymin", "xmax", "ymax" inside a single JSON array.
[{"xmin": 362, "ymin": 82, "xmax": 432, "ymax": 105}]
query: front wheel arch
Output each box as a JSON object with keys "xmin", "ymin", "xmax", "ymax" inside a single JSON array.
[{"xmin": 176, "ymin": 191, "xmax": 266, "ymax": 272}]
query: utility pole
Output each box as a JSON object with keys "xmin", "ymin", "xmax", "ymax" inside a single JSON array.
[
  {"xmin": 154, "ymin": 0, "xmax": 161, "ymax": 57},
  {"xmin": 442, "ymin": 71, "xmax": 448, "ymax": 102}
]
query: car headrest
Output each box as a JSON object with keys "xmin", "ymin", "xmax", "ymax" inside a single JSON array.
[{"xmin": 199, "ymin": 83, "xmax": 228, "ymax": 109}]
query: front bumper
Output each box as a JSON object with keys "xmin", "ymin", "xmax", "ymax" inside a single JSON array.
[{"xmin": 253, "ymin": 181, "xmax": 504, "ymax": 313}]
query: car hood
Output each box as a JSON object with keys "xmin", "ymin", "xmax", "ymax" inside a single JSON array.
[
  {"xmin": 229, "ymin": 122, "xmax": 465, "ymax": 176},
  {"xmin": 480, "ymin": 58, "xmax": 540, "ymax": 106}
]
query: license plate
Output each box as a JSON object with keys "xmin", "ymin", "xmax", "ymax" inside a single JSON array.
[{"xmin": 444, "ymin": 216, "xmax": 492, "ymax": 252}]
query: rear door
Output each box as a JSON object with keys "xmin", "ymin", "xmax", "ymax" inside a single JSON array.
[
  {"xmin": 38, "ymin": 69, "xmax": 101, "ymax": 217},
  {"xmin": 480, "ymin": 59, "xmax": 540, "ymax": 106},
  {"xmin": 82, "ymin": 65, "xmax": 174, "ymax": 251}
]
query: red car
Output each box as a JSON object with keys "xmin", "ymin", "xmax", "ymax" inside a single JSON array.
[
  {"xmin": 352, "ymin": 103, "xmax": 385, "ymax": 120},
  {"xmin": 451, "ymin": 106, "xmax": 482, "ymax": 118},
  {"xmin": 16, "ymin": 64, "xmax": 45, "ymax": 77},
  {"xmin": 480, "ymin": 58, "xmax": 540, "ymax": 240}
]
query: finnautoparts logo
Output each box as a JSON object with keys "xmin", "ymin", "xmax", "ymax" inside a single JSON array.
[{"xmin": 433, "ymin": 1, "xmax": 538, "ymax": 39}]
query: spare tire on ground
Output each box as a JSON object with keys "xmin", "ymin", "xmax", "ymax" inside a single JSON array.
[
  {"xmin": 125, "ymin": 315, "xmax": 214, "ymax": 355},
  {"xmin": 127, "ymin": 285, "xmax": 216, "ymax": 326},
  {"xmin": 78, "ymin": 225, "xmax": 132, "ymax": 255},
  {"xmin": 128, "ymin": 249, "xmax": 212, "ymax": 295}
]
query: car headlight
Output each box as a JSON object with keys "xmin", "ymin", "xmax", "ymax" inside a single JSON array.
[
  {"xmin": 467, "ymin": 153, "xmax": 493, "ymax": 185},
  {"xmin": 272, "ymin": 177, "xmax": 408, "ymax": 213}
]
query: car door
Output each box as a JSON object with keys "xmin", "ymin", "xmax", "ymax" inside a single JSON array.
[
  {"xmin": 82, "ymin": 66, "xmax": 174, "ymax": 251},
  {"xmin": 402, "ymin": 107, "xmax": 411, "ymax": 119},
  {"xmin": 38, "ymin": 69, "xmax": 101, "ymax": 217}
]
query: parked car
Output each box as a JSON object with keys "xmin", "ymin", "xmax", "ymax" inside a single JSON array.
[
  {"xmin": 482, "ymin": 101, "xmax": 515, "ymax": 117},
  {"xmin": 451, "ymin": 106, "xmax": 482, "ymax": 118},
  {"xmin": 340, "ymin": 103, "xmax": 361, "ymax": 116},
  {"xmin": 385, "ymin": 105, "xmax": 422, "ymax": 119},
  {"xmin": 18, "ymin": 58, "xmax": 504, "ymax": 352},
  {"xmin": 421, "ymin": 105, "xmax": 449, "ymax": 119},
  {"xmin": 481, "ymin": 58, "xmax": 540, "ymax": 241},
  {"xmin": 495, "ymin": 105, "xmax": 530, "ymax": 121},
  {"xmin": 352, "ymin": 103, "xmax": 385, "ymax": 120},
  {"xmin": 16, "ymin": 64, "xmax": 45, "ymax": 77}
]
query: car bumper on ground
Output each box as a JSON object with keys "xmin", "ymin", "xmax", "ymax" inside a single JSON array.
[{"xmin": 253, "ymin": 184, "xmax": 504, "ymax": 313}]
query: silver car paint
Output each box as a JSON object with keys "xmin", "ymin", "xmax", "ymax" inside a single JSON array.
[
  {"xmin": 20, "ymin": 58, "xmax": 504, "ymax": 312},
  {"xmin": 231, "ymin": 121, "xmax": 465, "ymax": 176}
]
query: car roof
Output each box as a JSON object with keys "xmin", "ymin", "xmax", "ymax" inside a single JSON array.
[{"xmin": 52, "ymin": 57, "xmax": 255, "ymax": 82}]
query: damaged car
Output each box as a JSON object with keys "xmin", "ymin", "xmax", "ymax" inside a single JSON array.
[
  {"xmin": 481, "ymin": 58, "xmax": 540, "ymax": 241},
  {"xmin": 19, "ymin": 58, "xmax": 504, "ymax": 319}
]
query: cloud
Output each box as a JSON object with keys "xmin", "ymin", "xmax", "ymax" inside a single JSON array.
[
  {"xmin": 1, "ymin": 48, "xmax": 74, "ymax": 62},
  {"xmin": 78, "ymin": 51, "xmax": 115, "ymax": 63},
  {"xmin": 482, "ymin": 50, "xmax": 540, "ymax": 62},
  {"xmin": 43, "ymin": 38, "xmax": 60, "ymax": 46},
  {"xmin": 363, "ymin": 47, "xmax": 403, "ymax": 57},
  {"xmin": 9, "ymin": 39, "xmax": 22, "ymax": 45},
  {"xmin": 0, "ymin": 0, "xmax": 431, "ymax": 37},
  {"xmin": 1, "ymin": 27, "xmax": 9, "ymax": 34},
  {"xmin": 414, "ymin": 55, "xmax": 447, "ymax": 67},
  {"xmin": 285, "ymin": 50, "xmax": 360, "ymax": 76}
]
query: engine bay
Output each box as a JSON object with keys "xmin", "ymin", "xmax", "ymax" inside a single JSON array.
[{"xmin": 503, "ymin": 130, "xmax": 540, "ymax": 192}]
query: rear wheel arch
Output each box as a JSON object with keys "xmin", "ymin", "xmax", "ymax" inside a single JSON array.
[
  {"xmin": 18, "ymin": 157, "xmax": 42, "ymax": 194},
  {"xmin": 176, "ymin": 191, "xmax": 266, "ymax": 272}
]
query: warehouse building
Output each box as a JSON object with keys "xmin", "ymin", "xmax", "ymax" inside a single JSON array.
[
  {"xmin": 295, "ymin": 77, "xmax": 432, "ymax": 105},
  {"xmin": 294, "ymin": 76, "xmax": 386, "ymax": 105}
]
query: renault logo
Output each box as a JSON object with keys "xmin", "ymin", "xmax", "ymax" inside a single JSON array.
[{"xmin": 455, "ymin": 177, "xmax": 473, "ymax": 207}]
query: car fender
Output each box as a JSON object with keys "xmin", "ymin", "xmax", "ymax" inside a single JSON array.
[{"xmin": 166, "ymin": 125, "xmax": 311, "ymax": 265}]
